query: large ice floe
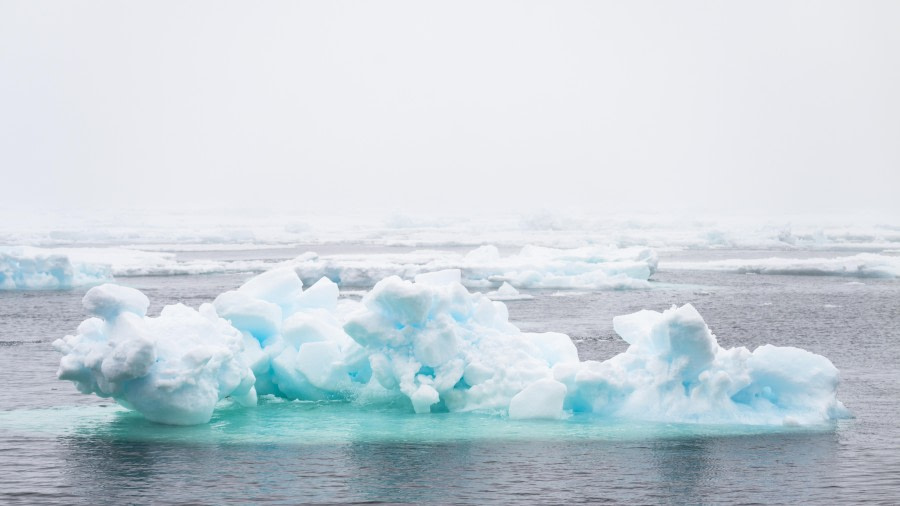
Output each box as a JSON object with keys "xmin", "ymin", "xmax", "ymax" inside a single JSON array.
[
  {"xmin": 54, "ymin": 268, "xmax": 848, "ymax": 426},
  {"xmin": 666, "ymin": 253, "xmax": 900, "ymax": 278}
]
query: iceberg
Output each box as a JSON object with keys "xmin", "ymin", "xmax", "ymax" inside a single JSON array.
[{"xmin": 54, "ymin": 269, "xmax": 848, "ymax": 426}]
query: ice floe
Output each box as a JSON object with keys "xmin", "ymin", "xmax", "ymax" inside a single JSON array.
[{"xmin": 54, "ymin": 268, "xmax": 848, "ymax": 426}]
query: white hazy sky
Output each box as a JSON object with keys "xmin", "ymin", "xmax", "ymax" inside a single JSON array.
[{"xmin": 1, "ymin": 1, "xmax": 898, "ymax": 217}]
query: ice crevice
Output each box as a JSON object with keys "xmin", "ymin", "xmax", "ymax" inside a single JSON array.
[{"xmin": 54, "ymin": 267, "xmax": 849, "ymax": 426}]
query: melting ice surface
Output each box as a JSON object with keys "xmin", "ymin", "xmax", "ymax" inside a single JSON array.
[{"xmin": 53, "ymin": 268, "xmax": 849, "ymax": 427}]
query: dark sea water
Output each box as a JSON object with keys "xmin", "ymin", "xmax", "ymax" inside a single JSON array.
[{"xmin": 1, "ymin": 249, "xmax": 898, "ymax": 504}]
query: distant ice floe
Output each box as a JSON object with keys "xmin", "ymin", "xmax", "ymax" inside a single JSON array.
[
  {"xmin": 0, "ymin": 247, "xmax": 112, "ymax": 290},
  {"xmin": 0, "ymin": 246, "xmax": 279, "ymax": 289},
  {"xmin": 666, "ymin": 253, "xmax": 900, "ymax": 278},
  {"xmin": 55, "ymin": 268, "xmax": 848, "ymax": 426},
  {"xmin": 0, "ymin": 244, "xmax": 657, "ymax": 291},
  {"xmin": 289, "ymin": 245, "xmax": 658, "ymax": 290}
]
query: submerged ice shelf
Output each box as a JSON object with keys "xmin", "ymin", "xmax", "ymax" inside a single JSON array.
[
  {"xmin": 54, "ymin": 266, "xmax": 848, "ymax": 427},
  {"xmin": 0, "ymin": 401, "xmax": 842, "ymax": 446}
]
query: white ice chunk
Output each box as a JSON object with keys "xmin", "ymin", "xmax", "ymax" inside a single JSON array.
[
  {"xmin": 296, "ymin": 277, "xmax": 340, "ymax": 311},
  {"xmin": 565, "ymin": 304, "xmax": 848, "ymax": 425},
  {"xmin": 509, "ymin": 379, "xmax": 568, "ymax": 420},
  {"xmin": 486, "ymin": 281, "xmax": 534, "ymax": 301},
  {"xmin": 237, "ymin": 266, "xmax": 304, "ymax": 310},
  {"xmin": 82, "ymin": 284, "xmax": 150, "ymax": 320},
  {"xmin": 53, "ymin": 293, "xmax": 256, "ymax": 425},
  {"xmin": 213, "ymin": 291, "xmax": 282, "ymax": 340}
]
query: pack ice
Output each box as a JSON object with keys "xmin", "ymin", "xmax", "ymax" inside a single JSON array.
[{"xmin": 54, "ymin": 268, "xmax": 848, "ymax": 426}]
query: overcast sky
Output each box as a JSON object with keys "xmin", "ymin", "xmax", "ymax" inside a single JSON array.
[{"xmin": 1, "ymin": 1, "xmax": 898, "ymax": 217}]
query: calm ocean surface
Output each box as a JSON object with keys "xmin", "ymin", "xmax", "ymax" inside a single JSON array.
[{"xmin": 1, "ymin": 248, "xmax": 898, "ymax": 504}]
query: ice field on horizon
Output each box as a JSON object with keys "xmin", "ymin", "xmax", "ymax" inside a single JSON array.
[
  {"xmin": 4, "ymin": 210, "xmax": 899, "ymax": 290},
  {"xmin": 2, "ymin": 209, "xmax": 900, "ymax": 251},
  {"xmin": 666, "ymin": 253, "xmax": 900, "ymax": 278},
  {"xmin": 53, "ymin": 266, "xmax": 849, "ymax": 427},
  {"xmin": 5, "ymin": 241, "xmax": 900, "ymax": 292}
]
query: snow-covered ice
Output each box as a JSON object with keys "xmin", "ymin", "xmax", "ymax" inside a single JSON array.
[{"xmin": 55, "ymin": 268, "xmax": 849, "ymax": 426}]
